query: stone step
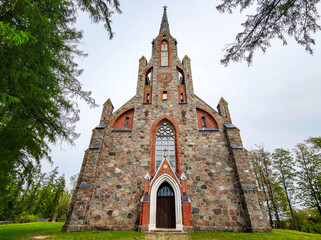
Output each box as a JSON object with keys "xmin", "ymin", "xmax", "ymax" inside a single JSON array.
[{"xmin": 146, "ymin": 229, "xmax": 187, "ymax": 235}]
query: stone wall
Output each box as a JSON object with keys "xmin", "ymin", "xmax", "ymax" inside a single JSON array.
[{"xmin": 62, "ymin": 27, "xmax": 271, "ymax": 233}]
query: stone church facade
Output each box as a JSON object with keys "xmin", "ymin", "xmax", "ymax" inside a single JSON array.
[{"xmin": 63, "ymin": 7, "xmax": 271, "ymax": 233}]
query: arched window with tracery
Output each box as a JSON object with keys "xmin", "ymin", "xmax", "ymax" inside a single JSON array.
[
  {"xmin": 161, "ymin": 41, "xmax": 168, "ymax": 66},
  {"xmin": 156, "ymin": 121, "xmax": 175, "ymax": 171}
]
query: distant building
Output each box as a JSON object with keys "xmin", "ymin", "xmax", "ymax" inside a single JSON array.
[{"xmin": 63, "ymin": 7, "xmax": 271, "ymax": 233}]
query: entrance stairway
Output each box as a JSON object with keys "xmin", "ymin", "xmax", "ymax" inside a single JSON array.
[{"xmin": 147, "ymin": 229, "xmax": 188, "ymax": 235}]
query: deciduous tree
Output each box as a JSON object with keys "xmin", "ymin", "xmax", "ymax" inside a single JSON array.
[
  {"xmin": 294, "ymin": 143, "xmax": 321, "ymax": 215},
  {"xmin": 272, "ymin": 148, "xmax": 299, "ymax": 230},
  {"xmin": 249, "ymin": 145, "xmax": 282, "ymax": 228}
]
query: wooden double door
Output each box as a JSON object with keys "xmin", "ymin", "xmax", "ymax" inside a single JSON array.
[{"xmin": 156, "ymin": 182, "xmax": 176, "ymax": 228}]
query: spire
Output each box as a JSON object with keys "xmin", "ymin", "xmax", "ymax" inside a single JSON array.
[{"xmin": 159, "ymin": 6, "xmax": 170, "ymax": 34}]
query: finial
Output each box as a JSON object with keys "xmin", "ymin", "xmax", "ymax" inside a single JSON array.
[{"xmin": 163, "ymin": 5, "xmax": 167, "ymax": 10}]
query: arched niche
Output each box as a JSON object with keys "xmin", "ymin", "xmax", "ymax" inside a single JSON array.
[
  {"xmin": 112, "ymin": 108, "xmax": 134, "ymax": 129},
  {"xmin": 177, "ymin": 66, "xmax": 185, "ymax": 84},
  {"xmin": 196, "ymin": 108, "xmax": 218, "ymax": 129},
  {"xmin": 145, "ymin": 66, "xmax": 153, "ymax": 85}
]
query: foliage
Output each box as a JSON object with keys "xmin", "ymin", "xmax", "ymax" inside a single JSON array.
[
  {"xmin": 0, "ymin": 167, "xmax": 69, "ymax": 221},
  {"xmin": 217, "ymin": 0, "xmax": 321, "ymax": 65},
  {"xmin": 249, "ymin": 137, "xmax": 321, "ymax": 233},
  {"xmin": 249, "ymin": 145, "xmax": 283, "ymax": 228},
  {"xmin": 272, "ymin": 148, "xmax": 299, "ymax": 230},
  {"xmin": 308, "ymin": 137, "xmax": 321, "ymax": 149},
  {"xmin": 69, "ymin": 173, "xmax": 79, "ymax": 191},
  {"xmin": 294, "ymin": 142, "xmax": 321, "ymax": 215},
  {"xmin": 0, "ymin": 0, "xmax": 121, "ymax": 194},
  {"xmin": 294, "ymin": 209, "xmax": 321, "ymax": 233}
]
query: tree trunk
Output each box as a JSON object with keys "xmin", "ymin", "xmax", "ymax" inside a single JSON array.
[
  {"xmin": 283, "ymin": 182, "xmax": 299, "ymax": 231},
  {"xmin": 261, "ymin": 179, "xmax": 274, "ymax": 228}
]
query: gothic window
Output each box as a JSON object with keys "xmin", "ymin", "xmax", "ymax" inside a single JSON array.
[
  {"xmin": 161, "ymin": 41, "xmax": 168, "ymax": 66},
  {"xmin": 163, "ymin": 91, "xmax": 167, "ymax": 100},
  {"xmin": 147, "ymin": 93, "xmax": 150, "ymax": 103},
  {"xmin": 156, "ymin": 121, "xmax": 175, "ymax": 171}
]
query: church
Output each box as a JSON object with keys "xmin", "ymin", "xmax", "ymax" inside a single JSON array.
[{"xmin": 63, "ymin": 7, "xmax": 271, "ymax": 233}]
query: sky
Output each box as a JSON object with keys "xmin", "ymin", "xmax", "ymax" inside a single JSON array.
[{"xmin": 43, "ymin": 0, "xmax": 321, "ymax": 183}]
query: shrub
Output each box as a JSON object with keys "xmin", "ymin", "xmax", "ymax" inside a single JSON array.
[{"xmin": 19, "ymin": 214, "xmax": 38, "ymax": 223}]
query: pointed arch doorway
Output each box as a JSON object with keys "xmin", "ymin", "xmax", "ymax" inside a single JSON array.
[{"xmin": 156, "ymin": 182, "xmax": 176, "ymax": 228}]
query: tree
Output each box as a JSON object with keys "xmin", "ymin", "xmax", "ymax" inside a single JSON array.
[
  {"xmin": 272, "ymin": 148, "xmax": 299, "ymax": 230},
  {"xmin": 308, "ymin": 137, "xmax": 321, "ymax": 149},
  {"xmin": 217, "ymin": 0, "xmax": 321, "ymax": 65},
  {"xmin": 69, "ymin": 173, "xmax": 79, "ymax": 191},
  {"xmin": 294, "ymin": 143, "xmax": 321, "ymax": 215},
  {"xmin": 0, "ymin": 0, "xmax": 121, "ymax": 193},
  {"xmin": 249, "ymin": 145, "xmax": 282, "ymax": 228},
  {"xmin": 0, "ymin": 166, "xmax": 67, "ymax": 221}
]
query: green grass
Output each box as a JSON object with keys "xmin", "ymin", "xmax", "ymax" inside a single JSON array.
[
  {"xmin": 0, "ymin": 222, "xmax": 320, "ymax": 240},
  {"xmin": 191, "ymin": 229, "xmax": 321, "ymax": 239},
  {"xmin": 0, "ymin": 222, "xmax": 143, "ymax": 240}
]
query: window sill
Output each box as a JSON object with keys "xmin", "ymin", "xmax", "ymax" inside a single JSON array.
[
  {"xmin": 78, "ymin": 184, "xmax": 91, "ymax": 188},
  {"xmin": 143, "ymin": 102, "xmax": 152, "ymax": 105},
  {"xmin": 231, "ymin": 146, "xmax": 243, "ymax": 150},
  {"xmin": 178, "ymin": 102, "xmax": 187, "ymax": 104},
  {"xmin": 224, "ymin": 124, "xmax": 237, "ymax": 129},
  {"xmin": 198, "ymin": 128, "xmax": 219, "ymax": 131},
  {"xmin": 112, "ymin": 129, "xmax": 132, "ymax": 132},
  {"xmin": 89, "ymin": 146, "xmax": 100, "ymax": 149}
]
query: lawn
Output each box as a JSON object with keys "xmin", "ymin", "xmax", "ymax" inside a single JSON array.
[{"xmin": 0, "ymin": 222, "xmax": 320, "ymax": 240}]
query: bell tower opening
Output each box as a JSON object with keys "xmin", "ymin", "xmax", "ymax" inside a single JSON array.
[{"xmin": 144, "ymin": 67, "xmax": 153, "ymax": 103}]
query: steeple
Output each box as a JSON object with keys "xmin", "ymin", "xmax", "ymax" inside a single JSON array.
[{"xmin": 159, "ymin": 6, "xmax": 170, "ymax": 33}]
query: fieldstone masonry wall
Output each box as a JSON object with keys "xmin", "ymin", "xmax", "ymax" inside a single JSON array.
[{"xmin": 62, "ymin": 9, "xmax": 271, "ymax": 233}]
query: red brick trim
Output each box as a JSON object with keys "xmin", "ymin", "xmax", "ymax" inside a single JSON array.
[
  {"xmin": 158, "ymin": 38, "xmax": 171, "ymax": 67},
  {"xmin": 196, "ymin": 106, "xmax": 221, "ymax": 129},
  {"xmin": 144, "ymin": 85, "xmax": 152, "ymax": 103},
  {"xmin": 110, "ymin": 107, "xmax": 135, "ymax": 129},
  {"xmin": 159, "ymin": 89, "xmax": 170, "ymax": 101},
  {"xmin": 178, "ymin": 85, "xmax": 187, "ymax": 102},
  {"xmin": 149, "ymin": 116, "xmax": 182, "ymax": 176}
]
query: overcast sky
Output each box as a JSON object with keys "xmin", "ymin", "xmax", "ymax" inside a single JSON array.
[{"xmin": 43, "ymin": 1, "xmax": 321, "ymax": 183}]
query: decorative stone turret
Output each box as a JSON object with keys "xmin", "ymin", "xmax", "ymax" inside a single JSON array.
[{"xmin": 217, "ymin": 97, "xmax": 231, "ymax": 124}]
